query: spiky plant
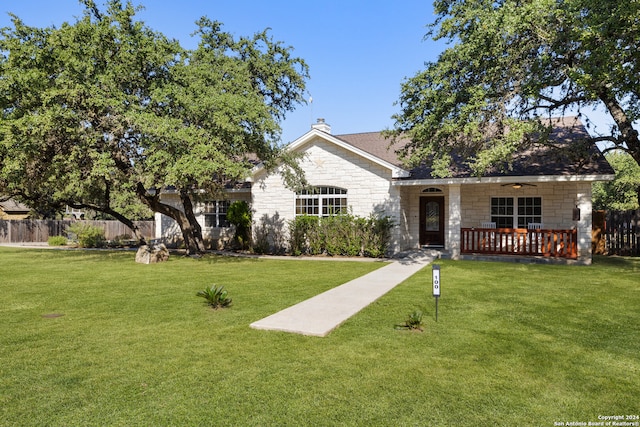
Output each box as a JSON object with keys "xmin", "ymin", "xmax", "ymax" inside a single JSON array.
[{"xmin": 196, "ymin": 285, "xmax": 232, "ymax": 309}]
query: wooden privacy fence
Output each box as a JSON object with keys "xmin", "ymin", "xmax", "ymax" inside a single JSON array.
[
  {"xmin": 0, "ymin": 220, "xmax": 155, "ymax": 243},
  {"xmin": 593, "ymin": 210, "xmax": 639, "ymax": 256},
  {"xmin": 461, "ymin": 228, "xmax": 578, "ymax": 259}
]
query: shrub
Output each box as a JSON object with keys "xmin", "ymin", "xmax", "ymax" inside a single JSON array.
[
  {"xmin": 66, "ymin": 223, "xmax": 106, "ymax": 248},
  {"xmin": 196, "ymin": 285, "xmax": 232, "ymax": 309},
  {"xmin": 288, "ymin": 215, "xmax": 319, "ymax": 255},
  {"xmin": 227, "ymin": 201, "xmax": 252, "ymax": 249},
  {"xmin": 47, "ymin": 235, "xmax": 67, "ymax": 246},
  {"xmin": 287, "ymin": 213, "xmax": 393, "ymax": 257}
]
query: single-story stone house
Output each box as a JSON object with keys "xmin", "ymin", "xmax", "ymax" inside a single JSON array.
[{"xmin": 156, "ymin": 116, "xmax": 614, "ymax": 264}]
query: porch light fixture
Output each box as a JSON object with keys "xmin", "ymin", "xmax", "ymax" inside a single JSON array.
[{"xmin": 501, "ymin": 182, "xmax": 536, "ymax": 189}]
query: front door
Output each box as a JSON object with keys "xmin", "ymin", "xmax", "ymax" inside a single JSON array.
[{"xmin": 420, "ymin": 196, "xmax": 445, "ymax": 247}]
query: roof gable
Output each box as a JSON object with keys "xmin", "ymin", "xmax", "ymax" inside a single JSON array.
[{"xmin": 286, "ymin": 129, "xmax": 410, "ymax": 178}]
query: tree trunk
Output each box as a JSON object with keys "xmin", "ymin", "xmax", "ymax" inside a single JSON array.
[
  {"xmin": 632, "ymin": 150, "xmax": 640, "ymax": 208},
  {"xmin": 180, "ymin": 190, "xmax": 207, "ymax": 254},
  {"xmin": 598, "ymin": 86, "xmax": 640, "ymax": 206},
  {"xmin": 104, "ymin": 208, "xmax": 147, "ymax": 245},
  {"xmin": 136, "ymin": 183, "xmax": 206, "ymax": 255}
]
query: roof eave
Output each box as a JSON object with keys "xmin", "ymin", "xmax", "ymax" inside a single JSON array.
[{"xmin": 391, "ymin": 174, "xmax": 616, "ymax": 186}]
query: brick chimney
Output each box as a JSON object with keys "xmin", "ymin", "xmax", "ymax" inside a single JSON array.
[{"xmin": 311, "ymin": 118, "xmax": 331, "ymax": 134}]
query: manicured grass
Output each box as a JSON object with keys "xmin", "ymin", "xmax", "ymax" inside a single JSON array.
[{"xmin": 1, "ymin": 248, "xmax": 638, "ymax": 426}]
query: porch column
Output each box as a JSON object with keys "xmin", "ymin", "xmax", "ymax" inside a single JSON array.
[
  {"xmin": 576, "ymin": 182, "xmax": 593, "ymax": 265},
  {"xmin": 448, "ymin": 184, "xmax": 461, "ymax": 259}
]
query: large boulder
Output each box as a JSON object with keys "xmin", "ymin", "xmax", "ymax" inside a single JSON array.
[{"xmin": 135, "ymin": 243, "xmax": 170, "ymax": 264}]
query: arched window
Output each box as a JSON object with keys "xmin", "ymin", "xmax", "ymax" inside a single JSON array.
[
  {"xmin": 422, "ymin": 187, "xmax": 443, "ymax": 193},
  {"xmin": 296, "ymin": 186, "xmax": 348, "ymax": 217}
]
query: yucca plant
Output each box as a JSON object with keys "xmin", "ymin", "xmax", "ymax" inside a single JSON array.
[{"xmin": 196, "ymin": 285, "xmax": 232, "ymax": 309}]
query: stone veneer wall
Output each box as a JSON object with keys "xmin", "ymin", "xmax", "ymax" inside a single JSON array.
[{"xmin": 252, "ymin": 136, "xmax": 403, "ymax": 253}]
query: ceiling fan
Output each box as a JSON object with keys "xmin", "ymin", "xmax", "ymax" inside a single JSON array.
[{"xmin": 501, "ymin": 183, "xmax": 537, "ymax": 189}]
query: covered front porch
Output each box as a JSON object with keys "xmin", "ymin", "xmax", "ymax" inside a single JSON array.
[{"xmin": 394, "ymin": 178, "xmax": 595, "ymax": 264}]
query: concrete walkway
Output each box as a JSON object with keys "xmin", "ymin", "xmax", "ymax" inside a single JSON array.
[{"xmin": 250, "ymin": 251, "xmax": 435, "ymax": 337}]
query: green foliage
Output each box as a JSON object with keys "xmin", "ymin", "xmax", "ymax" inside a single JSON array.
[
  {"xmin": 288, "ymin": 214, "xmax": 320, "ymax": 256},
  {"xmin": 226, "ymin": 201, "xmax": 251, "ymax": 249},
  {"xmin": 395, "ymin": 309, "xmax": 424, "ymax": 331},
  {"xmin": 287, "ymin": 214, "xmax": 393, "ymax": 257},
  {"xmin": 0, "ymin": 1, "xmax": 309, "ymax": 254},
  {"xmin": 389, "ymin": 0, "xmax": 640, "ymax": 177},
  {"xmin": 196, "ymin": 284, "xmax": 232, "ymax": 309},
  {"xmin": 593, "ymin": 151, "xmax": 640, "ymax": 210},
  {"xmin": 66, "ymin": 223, "xmax": 106, "ymax": 248},
  {"xmin": 47, "ymin": 235, "xmax": 67, "ymax": 246}
]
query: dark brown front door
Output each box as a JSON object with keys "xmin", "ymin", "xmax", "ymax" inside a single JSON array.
[{"xmin": 420, "ymin": 196, "xmax": 445, "ymax": 247}]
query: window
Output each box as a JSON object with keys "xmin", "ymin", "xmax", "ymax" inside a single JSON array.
[
  {"xmin": 203, "ymin": 200, "xmax": 230, "ymax": 228},
  {"xmin": 296, "ymin": 186, "xmax": 348, "ymax": 217},
  {"xmin": 422, "ymin": 187, "xmax": 443, "ymax": 193},
  {"xmin": 491, "ymin": 197, "xmax": 541, "ymax": 228},
  {"xmin": 517, "ymin": 197, "xmax": 542, "ymax": 228}
]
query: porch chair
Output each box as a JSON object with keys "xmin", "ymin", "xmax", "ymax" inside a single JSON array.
[
  {"xmin": 480, "ymin": 222, "xmax": 496, "ymax": 251},
  {"xmin": 527, "ymin": 223, "xmax": 543, "ymax": 254}
]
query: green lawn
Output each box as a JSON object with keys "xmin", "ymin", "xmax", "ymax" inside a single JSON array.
[{"xmin": 1, "ymin": 248, "xmax": 638, "ymax": 426}]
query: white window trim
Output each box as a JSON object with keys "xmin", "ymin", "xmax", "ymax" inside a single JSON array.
[
  {"xmin": 202, "ymin": 200, "xmax": 230, "ymax": 228},
  {"xmin": 294, "ymin": 186, "xmax": 348, "ymax": 217},
  {"xmin": 490, "ymin": 196, "xmax": 543, "ymax": 229}
]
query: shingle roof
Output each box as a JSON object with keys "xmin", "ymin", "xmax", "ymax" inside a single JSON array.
[
  {"xmin": 0, "ymin": 198, "xmax": 31, "ymax": 213},
  {"xmin": 333, "ymin": 132, "xmax": 406, "ymax": 167},
  {"xmin": 333, "ymin": 117, "xmax": 614, "ymax": 179}
]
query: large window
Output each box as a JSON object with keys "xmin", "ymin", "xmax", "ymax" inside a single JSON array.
[
  {"xmin": 491, "ymin": 197, "xmax": 541, "ymax": 228},
  {"xmin": 203, "ymin": 200, "xmax": 230, "ymax": 228},
  {"xmin": 296, "ymin": 186, "xmax": 348, "ymax": 217},
  {"xmin": 517, "ymin": 197, "xmax": 542, "ymax": 228}
]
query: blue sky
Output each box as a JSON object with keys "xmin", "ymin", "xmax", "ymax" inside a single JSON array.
[{"xmin": 1, "ymin": 0, "xmax": 444, "ymax": 145}]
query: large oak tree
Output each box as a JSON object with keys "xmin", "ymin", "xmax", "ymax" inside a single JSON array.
[
  {"xmin": 389, "ymin": 0, "xmax": 639, "ymax": 201},
  {"xmin": 0, "ymin": 1, "xmax": 308, "ymax": 253}
]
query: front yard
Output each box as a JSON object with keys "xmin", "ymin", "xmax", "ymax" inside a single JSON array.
[{"xmin": 0, "ymin": 248, "xmax": 638, "ymax": 426}]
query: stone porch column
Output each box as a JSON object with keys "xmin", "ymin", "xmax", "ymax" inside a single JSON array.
[
  {"xmin": 447, "ymin": 184, "xmax": 461, "ymax": 259},
  {"xmin": 576, "ymin": 182, "xmax": 593, "ymax": 265}
]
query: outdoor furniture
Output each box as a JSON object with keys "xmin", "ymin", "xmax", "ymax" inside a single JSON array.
[{"xmin": 480, "ymin": 222, "xmax": 497, "ymax": 250}]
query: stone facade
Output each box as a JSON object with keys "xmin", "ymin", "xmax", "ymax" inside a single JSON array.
[{"xmin": 252, "ymin": 135, "xmax": 404, "ymax": 253}]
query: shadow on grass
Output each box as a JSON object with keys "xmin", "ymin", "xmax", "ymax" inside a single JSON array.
[{"xmin": 593, "ymin": 255, "xmax": 640, "ymax": 269}]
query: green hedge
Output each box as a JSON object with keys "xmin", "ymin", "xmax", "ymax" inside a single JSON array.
[{"xmin": 288, "ymin": 214, "xmax": 393, "ymax": 257}]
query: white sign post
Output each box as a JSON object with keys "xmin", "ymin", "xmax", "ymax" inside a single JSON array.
[{"xmin": 432, "ymin": 264, "xmax": 440, "ymax": 322}]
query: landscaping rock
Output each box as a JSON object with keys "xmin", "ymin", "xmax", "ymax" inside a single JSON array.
[{"xmin": 135, "ymin": 244, "xmax": 169, "ymax": 264}]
